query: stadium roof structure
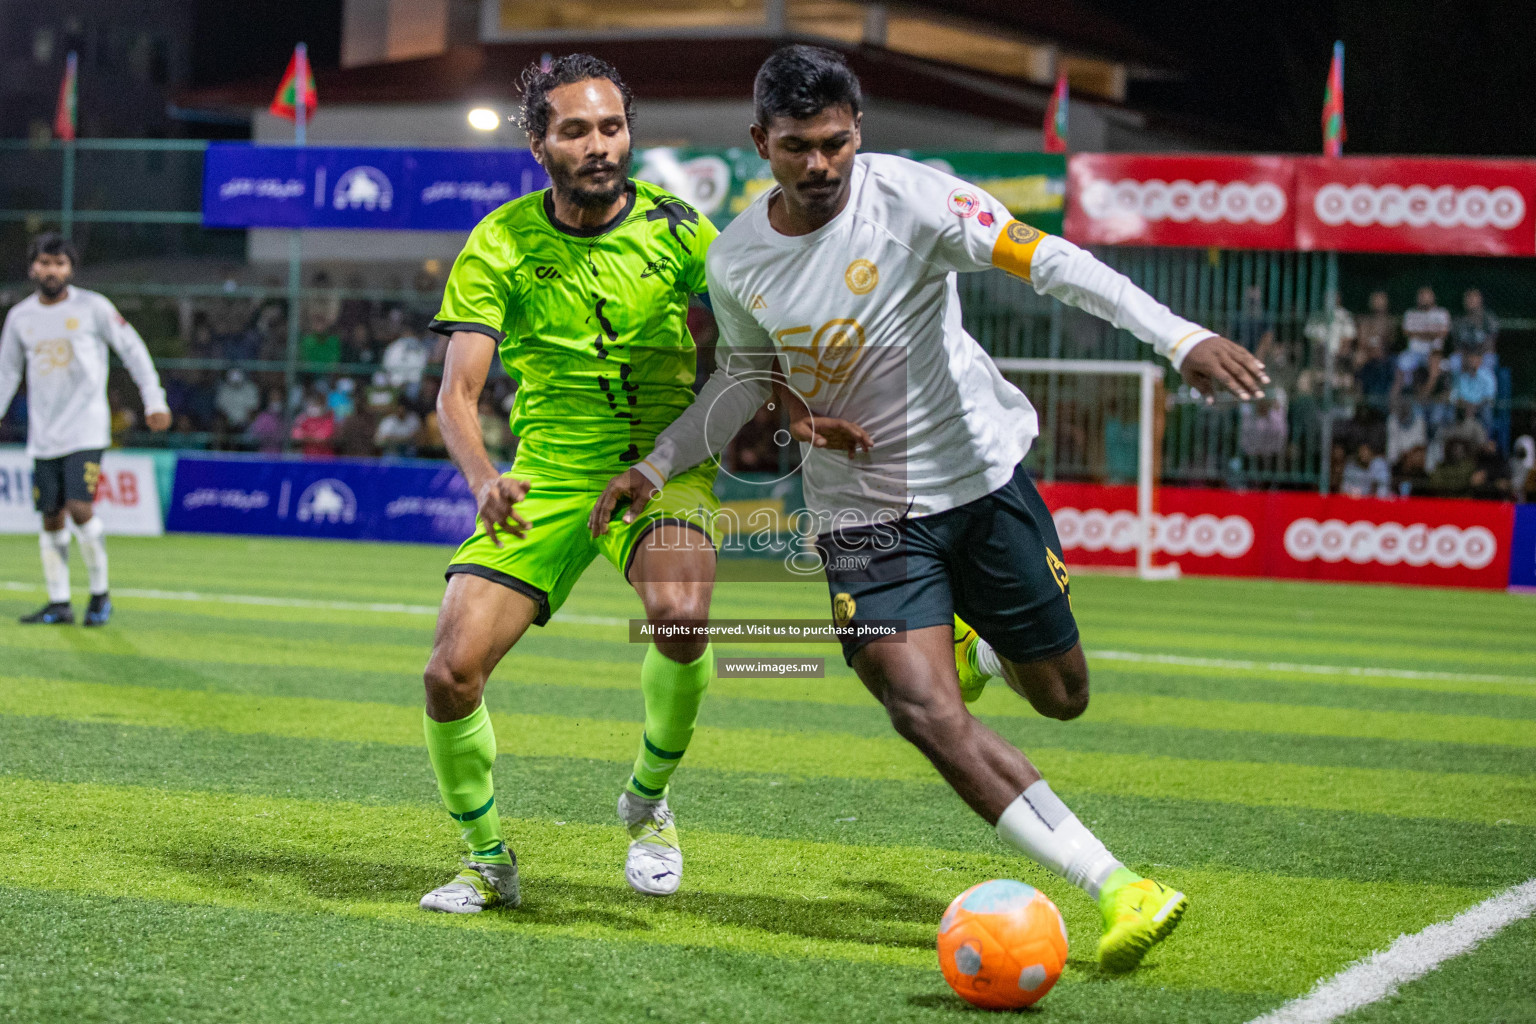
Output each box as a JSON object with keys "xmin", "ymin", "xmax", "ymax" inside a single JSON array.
[
  {"xmin": 177, "ymin": 36, "xmax": 1058, "ymax": 128},
  {"xmin": 908, "ymin": 0, "xmax": 1173, "ymax": 71}
]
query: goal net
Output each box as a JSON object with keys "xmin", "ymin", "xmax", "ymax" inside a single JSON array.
[{"xmin": 993, "ymin": 358, "xmax": 1180, "ymax": 581}]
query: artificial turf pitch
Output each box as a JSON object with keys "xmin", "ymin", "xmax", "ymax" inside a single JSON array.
[{"xmin": 0, "ymin": 534, "xmax": 1531, "ymax": 1023}]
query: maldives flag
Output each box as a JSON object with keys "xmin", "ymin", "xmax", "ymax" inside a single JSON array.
[
  {"xmin": 53, "ymin": 51, "xmax": 77, "ymax": 141},
  {"xmin": 269, "ymin": 43, "xmax": 318, "ymax": 121},
  {"xmin": 1322, "ymin": 41, "xmax": 1345, "ymax": 157},
  {"xmin": 1043, "ymin": 71, "xmax": 1068, "ymax": 154}
]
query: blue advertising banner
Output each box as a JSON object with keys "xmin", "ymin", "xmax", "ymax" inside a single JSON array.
[
  {"xmin": 167, "ymin": 454, "xmax": 478, "ymax": 544},
  {"xmin": 1510, "ymin": 504, "xmax": 1536, "ymax": 589},
  {"xmin": 202, "ymin": 145, "xmax": 548, "ymax": 230}
]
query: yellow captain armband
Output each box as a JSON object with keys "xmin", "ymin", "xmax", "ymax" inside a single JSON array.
[{"xmin": 990, "ymin": 220, "xmax": 1048, "ymax": 282}]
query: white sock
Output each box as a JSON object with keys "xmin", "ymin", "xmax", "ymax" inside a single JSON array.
[
  {"xmin": 975, "ymin": 638, "xmax": 1003, "ymax": 678},
  {"xmin": 71, "ymin": 516, "xmax": 109, "ymax": 596},
  {"xmin": 996, "ymin": 780, "xmax": 1126, "ymax": 899},
  {"xmin": 39, "ymin": 529, "xmax": 71, "ymax": 604}
]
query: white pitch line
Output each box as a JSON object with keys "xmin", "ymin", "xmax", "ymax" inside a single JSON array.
[
  {"xmin": 1246, "ymin": 877, "xmax": 1536, "ymax": 1024},
  {"xmin": 1, "ymin": 580, "xmax": 1530, "ymax": 685}
]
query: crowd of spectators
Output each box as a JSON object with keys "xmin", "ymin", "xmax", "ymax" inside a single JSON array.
[
  {"xmin": 1229, "ymin": 282, "xmax": 1529, "ymax": 501},
  {"xmin": 94, "ymin": 270, "xmax": 519, "ymax": 463}
]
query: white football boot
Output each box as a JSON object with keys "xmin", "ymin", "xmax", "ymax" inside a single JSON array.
[
  {"xmin": 419, "ymin": 856, "xmax": 520, "ymax": 913},
  {"xmin": 618, "ymin": 791, "xmax": 683, "ymax": 896}
]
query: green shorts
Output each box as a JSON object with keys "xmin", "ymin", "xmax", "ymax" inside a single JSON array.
[{"xmin": 445, "ymin": 464, "xmax": 721, "ymax": 625}]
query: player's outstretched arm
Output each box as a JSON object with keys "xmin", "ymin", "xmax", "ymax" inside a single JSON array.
[
  {"xmin": 439, "ymin": 330, "xmax": 529, "ymax": 547},
  {"xmin": 99, "ymin": 296, "xmax": 171, "ymax": 430},
  {"xmin": 999, "ymin": 225, "xmax": 1269, "ymax": 403},
  {"xmin": 0, "ymin": 311, "xmax": 24, "ymax": 419}
]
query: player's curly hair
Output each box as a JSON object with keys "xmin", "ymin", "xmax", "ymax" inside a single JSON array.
[
  {"xmin": 754, "ymin": 45, "xmax": 861, "ymax": 127},
  {"xmin": 516, "ymin": 54, "xmax": 635, "ymax": 139}
]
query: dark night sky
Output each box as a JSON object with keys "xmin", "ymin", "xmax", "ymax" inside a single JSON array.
[
  {"xmin": 188, "ymin": 0, "xmax": 1536, "ymax": 157},
  {"xmin": 1099, "ymin": 0, "xmax": 1536, "ymax": 156}
]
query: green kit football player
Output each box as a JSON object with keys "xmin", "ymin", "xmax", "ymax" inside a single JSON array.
[{"xmin": 418, "ymin": 55, "xmax": 721, "ymax": 912}]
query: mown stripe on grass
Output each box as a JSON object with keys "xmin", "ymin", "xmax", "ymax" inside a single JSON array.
[
  {"xmin": 0, "ymin": 774, "xmax": 1495, "ymax": 996},
  {"xmin": 3, "ymin": 679, "xmax": 1533, "ymax": 825},
  {"xmin": 6, "ymin": 715, "xmax": 1533, "ymax": 890},
  {"xmin": 0, "ymin": 886, "xmax": 1283, "ymax": 1024}
]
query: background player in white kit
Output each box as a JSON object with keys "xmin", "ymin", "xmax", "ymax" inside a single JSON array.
[
  {"xmin": 592, "ymin": 47, "xmax": 1269, "ymax": 973},
  {"xmin": 0, "ymin": 234, "xmax": 170, "ymax": 625}
]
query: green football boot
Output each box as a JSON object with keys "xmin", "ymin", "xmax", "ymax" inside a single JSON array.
[
  {"xmin": 953, "ymin": 616, "xmax": 991, "ymax": 703},
  {"xmin": 1097, "ymin": 875, "xmax": 1187, "ymax": 973}
]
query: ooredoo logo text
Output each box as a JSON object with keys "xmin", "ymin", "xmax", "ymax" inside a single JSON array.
[
  {"xmin": 1283, "ymin": 518, "xmax": 1497, "ymax": 569},
  {"xmin": 1079, "ymin": 178, "xmax": 1287, "ymax": 225},
  {"xmin": 1053, "ymin": 508, "xmax": 1255, "ymax": 559},
  {"xmin": 1311, "ymin": 182, "xmax": 1524, "ymax": 230}
]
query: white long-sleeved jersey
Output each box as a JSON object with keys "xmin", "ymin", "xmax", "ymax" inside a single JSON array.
[
  {"xmin": 641, "ymin": 154, "xmax": 1213, "ymax": 525},
  {"xmin": 0, "ymin": 286, "xmax": 169, "ymax": 459}
]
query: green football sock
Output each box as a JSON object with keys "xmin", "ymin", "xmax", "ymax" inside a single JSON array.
[
  {"xmin": 626, "ymin": 643, "xmax": 713, "ymax": 799},
  {"xmin": 423, "ymin": 703, "xmax": 513, "ymax": 865}
]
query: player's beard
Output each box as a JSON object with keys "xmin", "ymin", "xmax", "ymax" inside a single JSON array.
[
  {"xmin": 549, "ymin": 148, "xmax": 633, "ymax": 211},
  {"xmin": 31, "ymin": 271, "xmax": 70, "ymax": 300}
]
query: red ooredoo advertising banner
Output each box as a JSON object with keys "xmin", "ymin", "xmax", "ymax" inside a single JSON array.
[
  {"xmin": 1065, "ymin": 154, "xmax": 1295, "ymax": 249},
  {"xmin": 1294, "ymin": 157, "xmax": 1536, "ymax": 256},
  {"xmin": 1037, "ymin": 483, "xmax": 1515, "ymax": 590}
]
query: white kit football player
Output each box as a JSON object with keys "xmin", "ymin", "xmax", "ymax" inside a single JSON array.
[
  {"xmin": 593, "ymin": 46, "xmax": 1268, "ymax": 972},
  {"xmin": 0, "ymin": 234, "xmax": 170, "ymax": 625}
]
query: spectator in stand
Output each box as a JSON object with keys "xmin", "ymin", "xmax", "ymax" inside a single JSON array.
[
  {"xmin": 214, "ymin": 369, "xmax": 260, "ymax": 428},
  {"xmin": 327, "ymin": 377, "xmax": 357, "ymax": 421},
  {"xmin": 1426, "ymin": 438, "xmax": 1477, "ymax": 496},
  {"xmin": 416, "ymin": 378, "xmax": 446, "ymax": 457},
  {"xmin": 1233, "ymin": 284, "xmax": 1276, "ymax": 363},
  {"xmin": 333, "ymin": 399, "xmax": 379, "ymax": 457},
  {"xmin": 381, "ymin": 314, "xmax": 430, "ymax": 399},
  {"xmin": 374, "ymin": 397, "xmax": 421, "ymax": 457},
  {"xmin": 1238, "ymin": 394, "xmax": 1288, "ymax": 476},
  {"xmin": 1472, "ymin": 439, "xmax": 1512, "ymax": 500},
  {"xmin": 1354, "ymin": 342, "xmax": 1395, "ymax": 415},
  {"xmin": 1415, "ymin": 351, "xmax": 1454, "ymax": 431},
  {"xmin": 291, "ymin": 394, "xmax": 336, "ymax": 456},
  {"xmin": 1451, "ymin": 288, "xmax": 1499, "ymax": 369},
  {"xmin": 1339, "ymin": 442, "xmax": 1391, "ymax": 499},
  {"xmin": 246, "ymin": 391, "xmax": 286, "ymax": 453},
  {"xmin": 1509, "ymin": 436, "xmax": 1535, "ymax": 502},
  {"xmin": 335, "ymin": 273, "xmax": 374, "ymax": 339},
  {"xmin": 343, "ymin": 321, "xmax": 375, "ymax": 364},
  {"xmin": 1385, "ymin": 396, "xmax": 1427, "ymax": 470},
  {"xmin": 365, "ymin": 370, "xmax": 396, "ymax": 413},
  {"xmin": 1355, "ymin": 290, "xmax": 1396, "ymax": 363},
  {"xmin": 1394, "ymin": 286, "xmax": 1450, "ymax": 395},
  {"xmin": 1450, "ymin": 349, "xmax": 1497, "ymax": 435},
  {"xmin": 299, "ymin": 309, "xmax": 341, "ymax": 367},
  {"xmin": 187, "ymin": 319, "xmax": 216, "ymax": 359},
  {"xmin": 1304, "ymin": 288, "xmax": 1357, "ymax": 391}
]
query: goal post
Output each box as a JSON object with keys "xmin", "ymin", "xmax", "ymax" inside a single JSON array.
[{"xmin": 993, "ymin": 358, "xmax": 1181, "ymax": 581}]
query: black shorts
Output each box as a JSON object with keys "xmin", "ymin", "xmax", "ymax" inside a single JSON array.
[
  {"xmin": 816, "ymin": 461, "xmax": 1079, "ymax": 667},
  {"xmin": 33, "ymin": 449, "xmax": 103, "ymax": 516}
]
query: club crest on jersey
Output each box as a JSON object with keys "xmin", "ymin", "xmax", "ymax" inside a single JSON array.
[
  {"xmin": 947, "ymin": 189, "xmax": 981, "ymax": 219},
  {"xmin": 844, "ymin": 259, "xmax": 878, "ymax": 296},
  {"xmin": 832, "ymin": 592, "xmax": 856, "ymax": 627},
  {"xmin": 65, "ymin": 317, "xmax": 79, "ymax": 330}
]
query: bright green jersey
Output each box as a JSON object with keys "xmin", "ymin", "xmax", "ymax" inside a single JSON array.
[{"xmin": 431, "ymin": 179, "xmax": 718, "ymax": 480}]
